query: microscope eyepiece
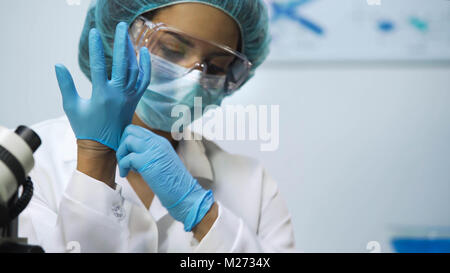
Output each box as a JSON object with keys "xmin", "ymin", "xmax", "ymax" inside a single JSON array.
[{"xmin": 14, "ymin": 126, "xmax": 41, "ymax": 153}]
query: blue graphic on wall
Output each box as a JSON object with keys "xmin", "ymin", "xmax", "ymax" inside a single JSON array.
[
  {"xmin": 270, "ymin": 0, "xmax": 324, "ymax": 36},
  {"xmin": 265, "ymin": 0, "xmax": 450, "ymax": 62}
]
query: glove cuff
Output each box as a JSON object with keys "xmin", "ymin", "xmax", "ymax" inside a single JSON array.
[{"xmin": 183, "ymin": 189, "xmax": 215, "ymax": 232}]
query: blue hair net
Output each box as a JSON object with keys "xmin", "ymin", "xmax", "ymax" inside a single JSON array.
[{"xmin": 79, "ymin": 0, "xmax": 271, "ymax": 86}]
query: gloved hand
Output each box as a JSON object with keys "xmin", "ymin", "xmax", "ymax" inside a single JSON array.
[
  {"xmin": 116, "ymin": 125, "xmax": 215, "ymax": 232},
  {"xmin": 55, "ymin": 22, "xmax": 151, "ymax": 150}
]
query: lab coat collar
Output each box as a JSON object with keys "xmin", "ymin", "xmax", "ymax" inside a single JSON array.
[{"xmin": 62, "ymin": 117, "xmax": 214, "ymax": 182}]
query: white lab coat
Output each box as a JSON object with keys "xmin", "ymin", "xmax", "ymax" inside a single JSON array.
[{"xmin": 18, "ymin": 116, "xmax": 296, "ymax": 253}]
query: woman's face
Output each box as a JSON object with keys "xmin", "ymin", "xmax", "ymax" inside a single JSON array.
[
  {"xmin": 148, "ymin": 3, "xmax": 241, "ymax": 62},
  {"xmin": 132, "ymin": 3, "xmax": 241, "ymax": 138}
]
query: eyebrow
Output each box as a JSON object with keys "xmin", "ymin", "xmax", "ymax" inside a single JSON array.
[
  {"xmin": 166, "ymin": 31, "xmax": 237, "ymax": 60},
  {"xmin": 166, "ymin": 32, "xmax": 195, "ymax": 48}
]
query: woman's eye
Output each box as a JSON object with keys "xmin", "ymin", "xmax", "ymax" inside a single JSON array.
[{"xmin": 158, "ymin": 43, "xmax": 186, "ymax": 61}]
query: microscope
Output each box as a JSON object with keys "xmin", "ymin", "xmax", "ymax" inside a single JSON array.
[{"xmin": 0, "ymin": 125, "xmax": 44, "ymax": 252}]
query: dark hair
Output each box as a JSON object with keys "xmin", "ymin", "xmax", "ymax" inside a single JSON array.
[{"xmin": 143, "ymin": 10, "xmax": 159, "ymax": 21}]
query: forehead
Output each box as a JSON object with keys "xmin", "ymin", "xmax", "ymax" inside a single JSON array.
[{"xmin": 148, "ymin": 3, "xmax": 241, "ymax": 51}]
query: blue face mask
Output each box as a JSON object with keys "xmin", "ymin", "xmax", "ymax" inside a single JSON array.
[{"xmin": 136, "ymin": 54, "xmax": 226, "ymax": 132}]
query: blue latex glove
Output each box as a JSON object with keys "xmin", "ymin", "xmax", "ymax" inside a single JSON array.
[
  {"xmin": 116, "ymin": 125, "xmax": 215, "ymax": 232},
  {"xmin": 55, "ymin": 22, "xmax": 151, "ymax": 150}
]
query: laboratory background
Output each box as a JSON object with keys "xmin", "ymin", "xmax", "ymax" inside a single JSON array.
[{"xmin": 1, "ymin": 0, "xmax": 449, "ymax": 252}]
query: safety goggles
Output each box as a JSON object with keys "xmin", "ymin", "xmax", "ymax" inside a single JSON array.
[{"xmin": 129, "ymin": 16, "xmax": 252, "ymax": 95}]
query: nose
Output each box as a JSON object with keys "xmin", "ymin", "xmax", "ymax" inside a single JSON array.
[
  {"xmin": 181, "ymin": 54, "xmax": 208, "ymax": 75},
  {"xmin": 192, "ymin": 62, "xmax": 207, "ymax": 73},
  {"xmin": 181, "ymin": 53, "xmax": 205, "ymax": 69}
]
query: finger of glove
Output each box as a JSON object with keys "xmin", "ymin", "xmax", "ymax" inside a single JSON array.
[
  {"xmin": 89, "ymin": 28, "xmax": 108, "ymax": 87},
  {"xmin": 117, "ymin": 152, "xmax": 138, "ymax": 178},
  {"xmin": 55, "ymin": 64, "xmax": 79, "ymax": 111},
  {"xmin": 111, "ymin": 22, "xmax": 129, "ymax": 87},
  {"xmin": 136, "ymin": 47, "xmax": 151, "ymax": 95},
  {"xmin": 124, "ymin": 124, "xmax": 157, "ymax": 140},
  {"xmin": 116, "ymin": 134, "xmax": 146, "ymax": 163},
  {"xmin": 125, "ymin": 34, "xmax": 139, "ymax": 92}
]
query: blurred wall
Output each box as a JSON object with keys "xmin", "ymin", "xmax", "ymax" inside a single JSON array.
[{"xmin": 0, "ymin": 0, "xmax": 449, "ymax": 252}]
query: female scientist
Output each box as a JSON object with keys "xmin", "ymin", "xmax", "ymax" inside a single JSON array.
[{"xmin": 19, "ymin": 0, "xmax": 295, "ymax": 252}]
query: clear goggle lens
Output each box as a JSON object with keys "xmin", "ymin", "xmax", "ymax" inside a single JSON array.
[{"xmin": 129, "ymin": 17, "xmax": 252, "ymax": 94}]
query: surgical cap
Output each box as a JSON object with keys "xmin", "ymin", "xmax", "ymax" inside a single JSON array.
[{"xmin": 78, "ymin": 0, "xmax": 271, "ymax": 86}]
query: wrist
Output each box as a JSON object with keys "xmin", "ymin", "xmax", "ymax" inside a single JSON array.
[
  {"xmin": 77, "ymin": 139, "xmax": 117, "ymax": 189},
  {"xmin": 192, "ymin": 201, "xmax": 218, "ymax": 242}
]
